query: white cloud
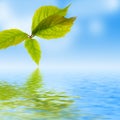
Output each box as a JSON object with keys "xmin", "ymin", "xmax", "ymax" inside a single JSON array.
[
  {"xmin": 70, "ymin": 0, "xmax": 120, "ymax": 17},
  {"xmin": 0, "ymin": 2, "xmax": 14, "ymax": 26},
  {"xmin": 0, "ymin": 1, "xmax": 31, "ymax": 34},
  {"xmin": 105, "ymin": 0, "xmax": 119, "ymax": 12},
  {"xmin": 89, "ymin": 20, "xmax": 104, "ymax": 36}
]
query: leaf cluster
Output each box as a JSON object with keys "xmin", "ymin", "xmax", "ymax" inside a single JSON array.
[{"xmin": 0, "ymin": 5, "xmax": 76, "ymax": 64}]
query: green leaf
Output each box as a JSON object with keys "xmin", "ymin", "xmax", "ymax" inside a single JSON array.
[
  {"xmin": 32, "ymin": 5, "xmax": 70, "ymax": 32},
  {"xmin": 24, "ymin": 38, "xmax": 41, "ymax": 65},
  {"xmin": 0, "ymin": 29, "xmax": 28, "ymax": 49},
  {"xmin": 32, "ymin": 15, "xmax": 76, "ymax": 39}
]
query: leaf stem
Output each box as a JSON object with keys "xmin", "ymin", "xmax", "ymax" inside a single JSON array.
[{"xmin": 28, "ymin": 35, "xmax": 33, "ymax": 39}]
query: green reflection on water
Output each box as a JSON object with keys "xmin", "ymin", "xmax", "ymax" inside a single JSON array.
[{"xmin": 0, "ymin": 69, "xmax": 78, "ymax": 120}]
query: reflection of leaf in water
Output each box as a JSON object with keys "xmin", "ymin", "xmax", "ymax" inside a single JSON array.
[
  {"xmin": 0, "ymin": 69, "xmax": 79, "ymax": 120},
  {"xmin": 23, "ymin": 68, "xmax": 43, "ymax": 96},
  {"xmin": 0, "ymin": 82, "xmax": 18, "ymax": 100}
]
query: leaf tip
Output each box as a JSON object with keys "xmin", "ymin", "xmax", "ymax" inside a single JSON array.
[
  {"xmin": 63, "ymin": 4, "xmax": 71, "ymax": 11},
  {"xmin": 71, "ymin": 16, "xmax": 77, "ymax": 22},
  {"xmin": 36, "ymin": 61, "xmax": 40, "ymax": 65},
  {"xmin": 67, "ymin": 4, "xmax": 71, "ymax": 8}
]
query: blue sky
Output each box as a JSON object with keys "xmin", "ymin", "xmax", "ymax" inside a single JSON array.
[{"xmin": 0, "ymin": 0, "xmax": 120, "ymax": 71}]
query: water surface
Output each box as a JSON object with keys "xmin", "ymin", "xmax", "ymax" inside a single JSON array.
[{"xmin": 0, "ymin": 69, "xmax": 120, "ymax": 120}]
